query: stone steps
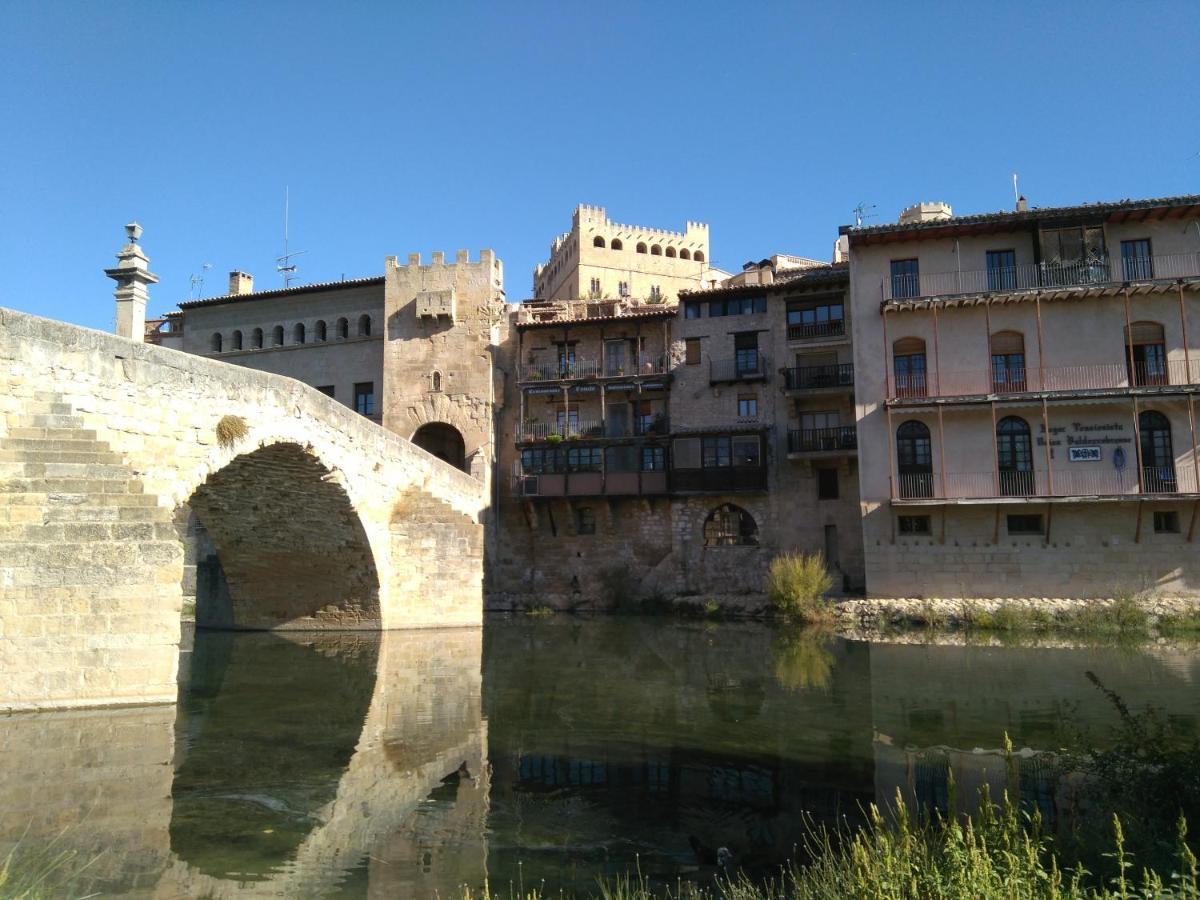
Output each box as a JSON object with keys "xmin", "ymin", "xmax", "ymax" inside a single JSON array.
[
  {"xmin": 0, "ymin": 492, "xmax": 159, "ymax": 508},
  {"xmin": 0, "ymin": 449, "xmax": 124, "ymax": 464},
  {"xmin": 2, "ymin": 435, "xmax": 107, "ymax": 449}
]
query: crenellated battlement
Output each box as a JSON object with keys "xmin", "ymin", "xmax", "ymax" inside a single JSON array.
[{"xmin": 385, "ymin": 249, "xmax": 499, "ymax": 271}]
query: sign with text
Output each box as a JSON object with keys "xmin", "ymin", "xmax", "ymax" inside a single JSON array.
[{"xmin": 1069, "ymin": 446, "xmax": 1102, "ymax": 462}]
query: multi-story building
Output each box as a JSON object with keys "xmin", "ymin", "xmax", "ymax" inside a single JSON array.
[
  {"xmin": 846, "ymin": 194, "xmax": 1200, "ymax": 600},
  {"xmin": 532, "ymin": 205, "xmax": 724, "ymax": 303}
]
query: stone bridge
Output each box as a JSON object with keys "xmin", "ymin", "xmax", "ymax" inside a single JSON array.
[{"xmin": 0, "ymin": 307, "xmax": 487, "ymax": 712}]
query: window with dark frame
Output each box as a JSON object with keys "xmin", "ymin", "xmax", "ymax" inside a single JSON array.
[
  {"xmin": 354, "ymin": 382, "xmax": 376, "ymax": 416},
  {"xmin": 685, "ymin": 338, "xmax": 701, "ymax": 365},
  {"xmin": 817, "ymin": 467, "xmax": 838, "ymax": 500},
  {"xmin": 898, "ymin": 515, "xmax": 931, "ymax": 535},
  {"xmin": 787, "ymin": 300, "xmax": 844, "ymax": 339},
  {"xmin": 890, "ymin": 258, "xmax": 920, "ymax": 298},
  {"xmin": 1006, "ymin": 514, "xmax": 1044, "ymax": 535},
  {"xmin": 684, "ymin": 301, "xmax": 702, "ymax": 319},
  {"xmin": 986, "ymin": 249, "xmax": 1017, "ymax": 291},
  {"xmin": 641, "ymin": 446, "xmax": 665, "ymax": 471},
  {"xmin": 1154, "ymin": 510, "xmax": 1180, "ymax": 534},
  {"xmin": 737, "ymin": 394, "xmax": 758, "ymax": 418},
  {"xmin": 1121, "ymin": 239, "xmax": 1153, "ymax": 280}
]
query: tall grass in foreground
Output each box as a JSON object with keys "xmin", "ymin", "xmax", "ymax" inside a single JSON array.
[
  {"xmin": 766, "ymin": 553, "xmax": 834, "ymax": 624},
  {"xmin": 460, "ymin": 791, "xmax": 1200, "ymax": 899},
  {"xmin": 0, "ymin": 832, "xmax": 96, "ymax": 900}
]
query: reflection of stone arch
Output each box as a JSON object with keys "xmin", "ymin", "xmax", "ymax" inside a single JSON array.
[{"xmin": 412, "ymin": 422, "xmax": 467, "ymax": 472}]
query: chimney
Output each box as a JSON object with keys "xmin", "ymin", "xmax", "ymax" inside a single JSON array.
[
  {"xmin": 228, "ymin": 271, "xmax": 254, "ymax": 296},
  {"xmin": 105, "ymin": 222, "xmax": 159, "ymax": 342},
  {"xmin": 1016, "ymin": 196, "xmax": 1028, "ymax": 212}
]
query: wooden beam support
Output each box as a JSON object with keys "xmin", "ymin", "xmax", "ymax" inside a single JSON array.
[
  {"xmin": 1134, "ymin": 499, "xmax": 1144, "ymax": 544},
  {"xmin": 1188, "ymin": 499, "xmax": 1199, "ymax": 543}
]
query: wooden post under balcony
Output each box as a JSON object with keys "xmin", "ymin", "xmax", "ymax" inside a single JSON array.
[
  {"xmin": 1041, "ymin": 398, "xmax": 1054, "ymax": 496},
  {"xmin": 989, "ymin": 400, "xmax": 1000, "ymax": 497},
  {"xmin": 1189, "ymin": 393, "xmax": 1200, "ymax": 493},
  {"xmin": 881, "ymin": 307, "xmax": 892, "ymax": 399},
  {"xmin": 1131, "ymin": 395, "xmax": 1144, "ymax": 493},
  {"xmin": 1034, "ymin": 294, "xmax": 1047, "ymax": 391},
  {"xmin": 932, "ymin": 304, "xmax": 941, "ymax": 396},
  {"xmin": 1123, "ymin": 288, "xmax": 1136, "ymax": 387},
  {"xmin": 936, "ymin": 406, "xmax": 947, "ymax": 499},
  {"xmin": 1179, "ymin": 284, "xmax": 1192, "ymax": 384}
]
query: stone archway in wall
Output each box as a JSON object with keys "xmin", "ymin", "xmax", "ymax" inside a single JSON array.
[
  {"xmin": 411, "ymin": 422, "xmax": 467, "ymax": 472},
  {"xmin": 181, "ymin": 442, "xmax": 382, "ymax": 630}
]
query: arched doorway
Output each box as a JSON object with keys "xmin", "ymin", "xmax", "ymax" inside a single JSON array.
[{"xmin": 412, "ymin": 423, "xmax": 467, "ymax": 472}]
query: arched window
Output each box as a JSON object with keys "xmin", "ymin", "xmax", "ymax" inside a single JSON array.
[
  {"xmin": 611, "ymin": 238, "xmax": 623, "ymax": 251},
  {"xmin": 293, "ymin": 322, "xmax": 306, "ymax": 344},
  {"xmin": 996, "ymin": 416, "xmax": 1034, "ymax": 496},
  {"xmin": 666, "ymin": 247, "xmax": 677, "ymax": 258},
  {"xmin": 1126, "ymin": 321, "xmax": 1167, "ymax": 386},
  {"xmin": 432, "ymin": 371, "xmax": 442, "ymax": 392},
  {"xmin": 990, "ymin": 331, "xmax": 1026, "ymax": 391},
  {"xmin": 251, "ymin": 328, "xmax": 263, "ymax": 349},
  {"xmin": 680, "ymin": 249, "xmax": 692, "ymax": 260},
  {"xmin": 896, "ymin": 420, "xmax": 933, "ymax": 499},
  {"xmin": 650, "ymin": 245, "xmax": 663, "ymax": 256},
  {"xmin": 210, "ymin": 333, "xmax": 222, "ymax": 353},
  {"xmin": 231, "ymin": 330, "xmax": 243, "ymax": 351},
  {"xmin": 593, "ymin": 236, "xmax": 606, "ymax": 248},
  {"xmin": 893, "ymin": 337, "xmax": 927, "ymax": 398},
  {"xmin": 694, "ymin": 251, "xmax": 705, "ymax": 263},
  {"xmin": 358, "ymin": 314, "xmax": 371, "ymax": 337},
  {"xmin": 336, "ymin": 317, "xmax": 349, "ymax": 339},
  {"xmin": 703, "ymin": 504, "xmax": 758, "ymax": 547},
  {"xmin": 315, "ymin": 320, "xmax": 327, "ymax": 341},
  {"xmin": 1139, "ymin": 410, "xmax": 1176, "ymax": 492},
  {"xmin": 272, "ymin": 325, "xmax": 284, "ymax": 346},
  {"xmin": 636, "ymin": 242, "xmax": 648, "ymax": 254}
]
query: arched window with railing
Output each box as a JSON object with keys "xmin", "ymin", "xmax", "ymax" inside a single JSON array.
[
  {"xmin": 1126, "ymin": 321, "xmax": 1167, "ymax": 386},
  {"xmin": 358, "ymin": 314, "xmax": 371, "ymax": 337},
  {"xmin": 1139, "ymin": 409, "xmax": 1176, "ymax": 492},
  {"xmin": 315, "ymin": 320, "xmax": 327, "ymax": 341},
  {"xmin": 990, "ymin": 331, "xmax": 1026, "ymax": 392},
  {"xmin": 703, "ymin": 504, "xmax": 759, "ymax": 547},
  {"xmin": 272, "ymin": 325, "xmax": 284, "ymax": 346},
  {"xmin": 996, "ymin": 416, "xmax": 1034, "ymax": 496},
  {"xmin": 293, "ymin": 322, "xmax": 306, "ymax": 344},
  {"xmin": 231, "ymin": 330, "xmax": 243, "ymax": 351},
  {"xmin": 896, "ymin": 420, "xmax": 933, "ymax": 498},
  {"xmin": 893, "ymin": 337, "xmax": 927, "ymax": 398}
]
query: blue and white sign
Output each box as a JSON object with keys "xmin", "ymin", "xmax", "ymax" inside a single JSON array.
[{"xmin": 1069, "ymin": 446, "xmax": 1101, "ymax": 462}]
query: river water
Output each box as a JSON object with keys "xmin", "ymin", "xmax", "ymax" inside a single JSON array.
[{"xmin": 1, "ymin": 616, "xmax": 1198, "ymax": 897}]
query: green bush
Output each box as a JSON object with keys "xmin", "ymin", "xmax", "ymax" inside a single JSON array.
[{"xmin": 766, "ymin": 553, "xmax": 834, "ymax": 624}]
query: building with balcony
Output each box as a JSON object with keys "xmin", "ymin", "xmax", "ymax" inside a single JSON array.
[{"xmin": 846, "ymin": 194, "xmax": 1200, "ymax": 601}]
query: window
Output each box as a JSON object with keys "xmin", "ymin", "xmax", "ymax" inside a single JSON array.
[
  {"xmin": 336, "ymin": 317, "xmax": 349, "ymax": 339},
  {"xmin": 210, "ymin": 333, "xmax": 222, "ymax": 353},
  {"xmin": 890, "ymin": 258, "xmax": 920, "ymax": 298},
  {"xmin": 801, "ymin": 411, "xmax": 840, "ymax": 431},
  {"xmin": 711, "ymin": 296, "xmax": 767, "ymax": 317},
  {"xmin": 634, "ymin": 400, "xmax": 658, "ymax": 435},
  {"xmin": 636, "ymin": 242, "xmax": 647, "ymax": 254},
  {"xmin": 651, "ymin": 245, "xmax": 662, "ymax": 256},
  {"xmin": 680, "ymin": 249, "xmax": 692, "ymax": 260},
  {"xmin": 702, "ymin": 435, "xmax": 731, "ymax": 468},
  {"xmin": 787, "ymin": 301, "xmax": 844, "ymax": 339},
  {"xmin": 293, "ymin": 322, "xmax": 306, "ymax": 344},
  {"xmin": 898, "ymin": 515, "xmax": 931, "ymax": 535},
  {"xmin": 649, "ymin": 285, "xmax": 662, "ymax": 302},
  {"xmin": 1139, "ymin": 410, "xmax": 1177, "ymax": 492},
  {"xmin": 997, "ymin": 416, "xmax": 1035, "ymax": 496},
  {"xmin": 734, "ymin": 332, "xmax": 759, "ymax": 375},
  {"xmin": 590, "ymin": 277, "xmax": 601, "ymax": 296},
  {"xmin": 618, "ymin": 281, "xmax": 629, "ymax": 297},
  {"xmin": 893, "ymin": 337, "xmax": 927, "ymax": 398},
  {"xmin": 641, "ymin": 446, "xmax": 665, "ymax": 471},
  {"xmin": 354, "ymin": 382, "xmax": 376, "ymax": 416},
  {"xmin": 1039, "ymin": 226, "xmax": 1107, "ymax": 285},
  {"xmin": 685, "ymin": 338, "xmax": 701, "ymax": 365},
  {"xmin": 604, "ymin": 339, "xmax": 627, "ymax": 376},
  {"xmin": 672, "ymin": 437, "xmax": 701, "ymax": 468},
  {"xmin": 684, "ymin": 301, "xmax": 702, "ymax": 319},
  {"xmin": 1154, "ymin": 510, "xmax": 1180, "ymax": 534},
  {"xmin": 556, "ymin": 342, "xmax": 577, "ymax": 376},
  {"xmin": 1126, "ymin": 321, "xmax": 1167, "ymax": 386},
  {"xmin": 986, "ymin": 250, "xmax": 1017, "ymax": 291},
  {"xmin": 703, "ymin": 504, "xmax": 758, "ymax": 546},
  {"xmin": 817, "ymin": 467, "xmax": 838, "ymax": 500},
  {"xmin": 897, "ymin": 420, "xmax": 933, "ymax": 499},
  {"xmin": 231, "ymin": 330, "xmax": 243, "ymax": 350},
  {"xmin": 567, "ymin": 446, "xmax": 602, "ymax": 472},
  {"xmin": 694, "ymin": 251, "xmax": 705, "ymax": 262},
  {"xmin": 732, "ymin": 435, "xmax": 760, "ymax": 467},
  {"xmin": 611, "ymin": 238, "xmax": 623, "ymax": 251},
  {"xmin": 556, "ymin": 408, "xmax": 579, "ymax": 437},
  {"xmin": 431, "ymin": 371, "xmax": 442, "ymax": 391},
  {"xmin": 666, "ymin": 247, "xmax": 677, "ymax": 258},
  {"xmin": 358, "ymin": 314, "xmax": 371, "ymax": 337},
  {"xmin": 251, "ymin": 328, "xmax": 263, "ymax": 349},
  {"xmin": 1007, "ymin": 514, "xmax": 1044, "ymax": 535},
  {"xmin": 1121, "ymin": 239, "xmax": 1153, "ymax": 280},
  {"xmin": 593, "ymin": 236, "xmax": 606, "ymax": 248},
  {"xmin": 272, "ymin": 325, "xmax": 284, "ymax": 346},
  {"xmin": 522, "ymin": 447, "xmax": 564, "ymax": 474},
  {"xmin": 990, "ymin": 332, "xmax": 1026, "ymax": 392},
  {"xmin": 737, "ymin": 394, "xmax": 758, "ymax": 418},
  {"xmin": 315, "ymin": 320, "xmax": 327, "ymax": 341},
  {"xmin": 576, "ymin": 507, "xmax": 596, "ymax": 535},
  {"xmin": 316, "ymin": 385, "xmax": 335, "ymax": 398}
]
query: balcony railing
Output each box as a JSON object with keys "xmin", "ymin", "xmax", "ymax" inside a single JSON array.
[
  {"xmin": 710, "ymin": 353, "xmax": 769, "ymax": 383},
  {"xmin": 888, "ymin": 359, "xmax": 1200, "ymax": 400},
  {"xmin": 783, "ymin": 363, "xmax": 854, "ymax": 391},
  {"xmin": 787, "ymin": 320, "xmax": 846, "ymax": 341},
  {"xmin": 519, "ymin": 354, "xmax": 671, "ymax": 383},
  {"xmin": 788, "ymin": 426, "xmax": 858, "ymax": 454},
  {"xmin": 883, "ymin": 251, "xmax": 1200, "ymax": 302},
  {"xmin": 519, "ymin": 416, "xmax": 669, "ymax": 442},
  {"xmin": 892, "ymin": 465, "xmax": 1196, "ymax": 501}
]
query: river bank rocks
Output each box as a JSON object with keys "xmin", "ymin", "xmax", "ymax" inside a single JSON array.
[{"xmin": 833, "ymin": 595, "xmax": 1200, "ymax": 631}]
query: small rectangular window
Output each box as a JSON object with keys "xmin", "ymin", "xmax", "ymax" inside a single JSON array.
[
  {"xmin": 354, "ymin": 382, "xmax": 375, "ymax": 416},
  {"xmin": 898, "ymin": 515, "xmax": 931, "ymax": 535},
  {"xmin": 708, "ymin": 299, "xmax": 726, "ymax": 317},
  {"xmin": 316, "ymin": 385, "xmax": 335, "ymax": 398},
  {"xmin": 1154, "ymin": 510, "xmax": 1180, "ymax": 534},
  {"xmin": 641, "ymin": 446, "xmax": 665, "ymax": 471},
  {"xmin": 737, "ymin": 394, "xmax": 758, "ymax": 417},
  {"xmin": 890, "ymin": 258, "xmax": 920, "ymax": 298},
  {"xmin": 1006, "ymin": 514, "xmax": 1044, "ymax": 535},
  {"xmin": 576, "ymin": 507, "xmax": 596, "ymax": 535},
  {"xmin": 732, "ymin": 435, "xmax": 760, "ymax": 467},
  {"xmin": 685, "ymin": 338, "xmax": 701, "ymax": 365},
  {"xmin": 817, "ymin": 468, "xmax": 838, "ymax": 500},
  {"xmin": 684, "ymin": 301, "xmax": 702, "ymax": 319}
]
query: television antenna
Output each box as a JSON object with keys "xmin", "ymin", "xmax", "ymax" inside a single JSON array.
[
  {"xmin": 1012, "ymin": 173, "xmax": 1020, "ymax": 205},
  {"xmin": 189, "ymin": 262, "xmax": 212, "ymax": 299},
  {"xmin": 852, "ymin": 202, "xmax": 877, "ymax": 227},
  {"xmin": 276, "ymin": 186, "xmax": 306, "ymax": 288}
]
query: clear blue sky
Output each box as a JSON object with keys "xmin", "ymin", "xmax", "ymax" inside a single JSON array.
[{"xmin": 2, "ymin": 1, "xmax": 1197, "ymax": 330}]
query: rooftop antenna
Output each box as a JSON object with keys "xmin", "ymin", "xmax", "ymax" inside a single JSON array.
[
  {"xmin": 852, "ymin": 202, "xmax": 877, "ymax": 228},
  {"xmin": 189, "ymin": 262, "xmax": 212, "ymax": 300},
  {"xmin": 1012, "ymin": 173, "xmax": 1020, "ymax": 205},
  {"xmin": 276, "ymin": 186, "xmax": 306, "ymax": 288}
]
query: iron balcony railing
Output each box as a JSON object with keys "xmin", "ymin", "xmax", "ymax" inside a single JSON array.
[
  {"xmin": 888, "ymin": 359, "xmax": 1200, "ymax": 401},
  {"xmin": 788, "ymin": 426, "xmax": 858, "ymax": 454},
  {"xmin": 892, "ymin": 465, "xmax": 1194, "ymax": 501},
  {"xmin": 883, "ymin": 251, "xmax": 1200, "ymax": 302},
  {"xmin": 783, "ymin": 363, "xmax": 854, "ymax": 391},
  {"xmin": 519, "ymin": 354, "xmax": 671, "ymax": 382},
  {"xmin": 710, "ymin": 352, "xmax": 769, "ymax": 383},
  {"xmin": 519, "ymin": 416, "xmax": 669, "ymax": 442},
  {"xmin": 787, "ymin": 319, "xmax": 846, "ymax": 341},
  {"xmin": 513, "ymin": 471, "xmax": 669, "ymax": 498}
]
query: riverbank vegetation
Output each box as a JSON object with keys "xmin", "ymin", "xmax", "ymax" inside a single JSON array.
[{"xmin": 766, "ymin": 552, "xmax": 834, "ymax": 624}]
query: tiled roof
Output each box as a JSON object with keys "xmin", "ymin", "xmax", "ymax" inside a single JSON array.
[
  {"xmin": 178, "ymin": 275, "xmax": 385, "ymax": 310},
  {"xmin": 514, "ymin": 305, "xmax": 678, "ymax": 329},
  {"xmin": 679, "ymin": 263, "xmax": 848, "ymax": 300},
  {"xmin": 841, "ymin": 194, "xmax": 1200, "ymax": 242}
]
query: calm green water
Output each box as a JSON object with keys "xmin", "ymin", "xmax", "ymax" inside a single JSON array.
[{"xmin": 2, "ymin": 616, "xmax": 1199, "ymax": 898}]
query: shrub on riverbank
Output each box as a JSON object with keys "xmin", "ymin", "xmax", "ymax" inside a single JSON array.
[{"xmin": 766, "ymin": 553, "xmax": 833, "ymax": 624}]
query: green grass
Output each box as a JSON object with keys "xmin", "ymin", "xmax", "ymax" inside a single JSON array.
[
  {"xmin": 766, "ymin": 553, "xmax": 834, "ymax": 625},
  {"xmin": 894, "ymin": 596, "xmax": 1162, "ymax": 640}
]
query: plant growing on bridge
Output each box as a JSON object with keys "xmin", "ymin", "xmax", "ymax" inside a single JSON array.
[
  {"xmin": 766, "ymin": 552, "xmax": 834, "ymax": 624},
  {"xmin": 215, "ymin": 414, "xmax": 248, "ymax": 448}
]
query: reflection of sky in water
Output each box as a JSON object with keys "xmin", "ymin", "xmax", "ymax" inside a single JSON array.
[{"xmin": 0, "ymin": 619, "xmax": 1198, "ymax": 897}]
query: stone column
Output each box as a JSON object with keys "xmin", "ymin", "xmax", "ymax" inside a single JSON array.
[{"xmin": 105, "ymin": 222, "xmax": 159, "ymax": 342}]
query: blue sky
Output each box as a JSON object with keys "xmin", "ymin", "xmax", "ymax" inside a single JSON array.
[{"xmin": 1, "ymin": 1, "xmax": 1197, "ymax": 330}]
